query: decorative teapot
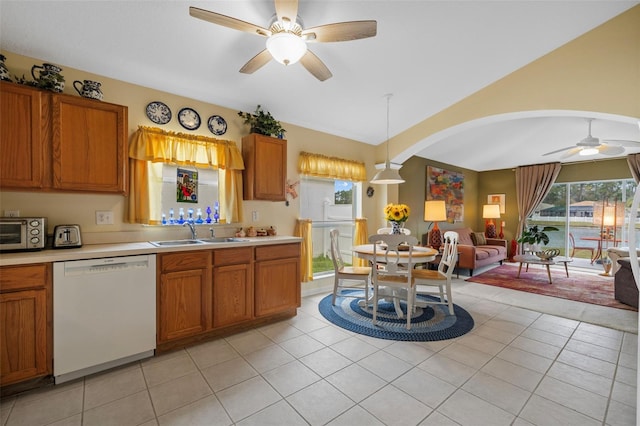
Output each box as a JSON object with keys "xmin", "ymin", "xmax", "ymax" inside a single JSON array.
[
  {"xmin": 73, "ymin": 79, "xmax": 103, "ymax": 100},
  {"xmin": 0, "ymin": 55, "xmax": 11, "ymax": 82},
  {"xmin": 31, "ymin": 63, "xmax": 65, "ymax": 92}
]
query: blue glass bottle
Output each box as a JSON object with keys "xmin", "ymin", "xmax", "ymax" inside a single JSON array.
[
  {"xmin": 195, "ymin": 208, "xmax": 204, "ymax": 224},
  {"xmin": 188, "ymin": 208, "xmax": 194, "ymax": 223},
  {"xmin": 213, "ymin": 201, "xmax": 220, "ymax": 224},
  {"xmin": 161, "ymin": 213, "xmax": 167, "ymax": 225},
  {"xmin": 168, "ymin": 208, "xmax": 175, "ymax": 225},
  {"xmin": 178, "ymin": 208, "xmax": 185, "ymax": 224},
  {"xmin": 205, "ymin": 206, "xmax": 212, "ymax": 224}
]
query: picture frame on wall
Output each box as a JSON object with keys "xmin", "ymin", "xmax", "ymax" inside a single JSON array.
[
  {"xmin": 426, "ymin": 166, "xmax": 464, "ymax": 222},
  {"xmin": 488, "ymin": 193, "xmax": 505, "ymax": 214}
]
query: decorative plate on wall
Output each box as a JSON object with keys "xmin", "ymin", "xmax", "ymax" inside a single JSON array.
[
  {"xmin": 178, "ymin": 107, "xmax": 201, "ymax": 130},
  {"xmin": 145, "ymin": 101, "xmax": 171, "ymax": 125},
  {"xmin": 207, "ymin": 115, "xmax": 227, "ymax": 136}
]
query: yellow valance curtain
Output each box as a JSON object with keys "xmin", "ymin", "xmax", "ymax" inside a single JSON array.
[
  {"xmin": 126, "ymin": 126, "xmax": 244, "ymax": 224},
  {"xmin": 298, "ymin": 151, "xmax": 367, "ymax": 181}
]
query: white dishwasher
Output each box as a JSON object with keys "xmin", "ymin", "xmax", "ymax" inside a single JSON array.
[{"xmin": 53, "ymin": 254, "xmax": 156, "ymax": 384}]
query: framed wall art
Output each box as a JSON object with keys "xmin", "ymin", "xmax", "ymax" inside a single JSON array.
[
  {"xmin": 487, "ymin": 193, "xmax": 506, "ymax": 214},
  {"xmin": 426, "ymin": 166, "xmax": 464, "ymax": 222}
]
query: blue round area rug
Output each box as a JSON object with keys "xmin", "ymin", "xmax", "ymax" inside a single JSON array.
[{"xmin": 318, "ymin": 291, "xmax": 474, "ymax": 341}]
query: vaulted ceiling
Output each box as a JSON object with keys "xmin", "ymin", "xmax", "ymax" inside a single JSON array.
[{"xmin": 2, "ymin": 1, "xmax": 638, "ymax": 171}]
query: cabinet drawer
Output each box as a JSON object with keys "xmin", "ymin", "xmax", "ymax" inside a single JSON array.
[
  {"xmin": 160, "ymin": 251, "xmax": 211, "ymax": 272},
  {"xmin": 213, "ymin": 247, "xmax": 253, "ymax": 266},
  {"xmin": 0, "ymin": 263, "xmax": 49, "ymax": 291},
  {"xmin": 255, "ymin": 243, "xmax": 300, "ymax": 261}
]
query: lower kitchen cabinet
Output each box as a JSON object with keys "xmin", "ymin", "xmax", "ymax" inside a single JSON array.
[
  {"xmin": 255, "ymin": 244, "xmax": 301, "ymax": 317},
  {"xmin": 0, "ymin": 263, "xmax": 52, "ymax": 386},
  {"xmin": 157, "ymin": 251, "xmax": 211, "ymax": 344},
  {"xmin": 213, "ymin": 247, "xmax": 253, "ymax": 327}
]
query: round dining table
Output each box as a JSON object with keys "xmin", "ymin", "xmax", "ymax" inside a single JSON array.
[{"xmin": 352, "ymin": 244, "xmax": 438, "ymax": 315}]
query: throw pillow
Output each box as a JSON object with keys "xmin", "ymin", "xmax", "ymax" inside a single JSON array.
[{"xmin": 471, "ymin": 232, "xmax": 487, "ymax": 246}]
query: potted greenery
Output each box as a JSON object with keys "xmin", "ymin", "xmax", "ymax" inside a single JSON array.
[
  {"xmin": 517, "ymin": 224, "xmax": 559, "ymax": 251},
  {"xmin": 238, "ymin": 105, "xmax": 286, "ymax": 138}
]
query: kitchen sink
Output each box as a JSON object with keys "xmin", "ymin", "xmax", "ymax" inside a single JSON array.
[
  {"xmin": 198, "ymin": 237, "xmax": 249, "ymax": 243},
  {"xmin": 149, "ymin": 239, "xmax": 205, "ymax": 247}
]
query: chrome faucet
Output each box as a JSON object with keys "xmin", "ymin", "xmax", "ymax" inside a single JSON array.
[
  {"xmin": 183, "ymin": 222, "xmax": 197, "ymax": 239},
  {"xmin": 209, "ymin": 227, "xmax": 215, "ymax": 238}
]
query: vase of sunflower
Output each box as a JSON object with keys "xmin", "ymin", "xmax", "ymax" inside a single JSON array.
[{"xmin": 384, "ymin": 203, "xmax": 410, "ymax": 234}]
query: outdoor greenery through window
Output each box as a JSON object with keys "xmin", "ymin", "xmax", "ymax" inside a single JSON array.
[
  {"xmin": 527, "ymin": 179, "xmax": 638, "ymax": 268},
  {"xmin": 300, "ymin": 177, "xmax": 361, "ymax": 276}
]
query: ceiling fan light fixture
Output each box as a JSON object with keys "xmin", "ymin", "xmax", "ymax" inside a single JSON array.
[
  {"xmin": 579, "ymin": 147, "xmax": 599, "ymax": 156},
  {"xmin": 266, "ymin": 32, "xmax": 307, "ymax": 65}
]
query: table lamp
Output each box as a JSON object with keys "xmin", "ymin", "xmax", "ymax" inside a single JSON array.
[
  {"xmin": 424, "ymin": 200, "xmax": 447, "ymax": 250},
  {"xmin": 483, "ymin": 204, "xmax": 501, "ymax": 238}
]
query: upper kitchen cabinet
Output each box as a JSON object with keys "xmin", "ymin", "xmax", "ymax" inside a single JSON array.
[
  {"xmin": 242, "ymin": 134, "xmax": 286, "ymax": 201},
  {"xmin": 52, "ymin": 94, "xmax": 128, "ymax": 194},
  {"xmin": 0, "ymin": 82, "xmax": 128, "ymax": 195},
  {"xmin": 0, "ymin": 82, "xmax": 47, "ymax": 189}
]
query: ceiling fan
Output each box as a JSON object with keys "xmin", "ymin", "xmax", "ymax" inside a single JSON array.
[
  {"xmin": 543, "ymin": 118, "xmax": 640, "ymax": 159},
  {"xmin": 189, "ymin": 0, "xmax": 376, "ymax": 81}
]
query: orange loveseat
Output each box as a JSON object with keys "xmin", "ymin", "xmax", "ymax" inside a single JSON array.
[{"xmin": 423, "ymin": 227, "xmax": 507, "ymax": 276}]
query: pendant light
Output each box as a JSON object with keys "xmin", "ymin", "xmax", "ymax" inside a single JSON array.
[{"xmin": 371, "ymin": 93, "xmax": 405, "ymax": 184}]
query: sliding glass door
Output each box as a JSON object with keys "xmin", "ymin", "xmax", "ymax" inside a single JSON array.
[{"xmin": 528, "ymin": 179, "xmax": 637, "ymax": 269}]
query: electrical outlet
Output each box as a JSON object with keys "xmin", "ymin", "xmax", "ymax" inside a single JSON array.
[
  {"xmin": 96, "ymin": 210, "xmax": 114, "ymax": 225},
  {"xmin": 3, "ymin": 210, "xmax": 20, "ymax": 217},
  {"xmin": 252, "ymin": 211, "xmax": 259, "ymax": 222}
]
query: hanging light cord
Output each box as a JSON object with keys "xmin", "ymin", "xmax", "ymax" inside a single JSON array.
[{"xmin": 385, "ymin": 93, "xmax": 392, "ymax": 166}]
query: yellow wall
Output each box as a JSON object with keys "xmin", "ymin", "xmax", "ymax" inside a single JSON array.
[{"xmin": 0, "ymin": 50, "xmax": 380, "ymax": 243}]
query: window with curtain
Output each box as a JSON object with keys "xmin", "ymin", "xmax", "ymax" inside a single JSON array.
[
  {"xmin": 297, "ymin": 152, "xmax": 366, "ymax": 276},
  {"xmin": 127, "ymin": 126, "xmax": 244, "ymax": 225}
]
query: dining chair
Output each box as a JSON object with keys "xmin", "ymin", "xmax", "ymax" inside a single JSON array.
[
  {"xmin": 330, "ymin": 229, "xmax": 372, "ymax": 305},
  {"xmin": 412, "ymin": 231, "xmax": 459, "ymax": 315},
  {"xmin": 569, "ymin": 232, "xmax": 595, "ymax": 264},
  {"xmin": 368, "ymin": 233, "xmax": 419, "ymax": 330},
  {"xmin": 377, "ymin": 227, "xmax": 411, "ymax": 235}
]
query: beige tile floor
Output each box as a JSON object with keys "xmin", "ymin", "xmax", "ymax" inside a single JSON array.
[{"xmin": 1, "ymin": 286, "xmax": 637, "ymax": 426}]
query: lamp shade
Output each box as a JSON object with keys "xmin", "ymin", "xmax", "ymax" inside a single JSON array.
[
  {"xmin": 266, "ymin": 32, "xmax": 307, "ymax": 65},
  {"xmin": 370, "ymin": 164, "xmax": 404, "ymax": 184},
  {"xmin": 482, "ymin": 204, "xmax": 501, "ymax": 219},
  {"xmin": 424, "ymin": 200, "xmax": 447, "ymax": 222}
]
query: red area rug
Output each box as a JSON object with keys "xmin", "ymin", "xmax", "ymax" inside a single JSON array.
[{"xmin": 466, "ymin": 264, "xmax": 637, "ymax": 311}]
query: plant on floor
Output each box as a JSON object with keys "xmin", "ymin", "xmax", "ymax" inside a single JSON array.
[{"xmin": 517, "ymin": 224, "xmax": 559, "ymax": 246}]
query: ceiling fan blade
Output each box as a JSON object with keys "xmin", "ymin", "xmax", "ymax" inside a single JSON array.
[
  {"xmin": 189, "ymin": 7, "xmax": 270, "ymax": 37},
  {"xmin": 599, "ymin": 145, "xmax": 625, "ymax": 156},
  {"xmin": 543, "ymin": 146, "xmax": 575, "ymax": 156},
  {"xmin": 275, "ymin": 0, "xmax": 298, "ymax": 25},
  {"xmin": 300, "ymin": 50, "xmax": 332, "ymax": 81},
  {"xmin": 560, "ymin": 147, "xmax": 583, "ymax": 159},
  {"xmin": 302, "ymin": 20, "xmax": 377, "ymax": 42},
  {"xmin": 602, "ymin": 139, "xmax": 640, "ymax": 147},
  {"xmin": 239, "ymin": 49, "xmax": 273, "ymax": 74}
]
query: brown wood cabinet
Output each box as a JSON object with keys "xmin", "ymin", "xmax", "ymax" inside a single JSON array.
[
  {"xmin": 157, "ymin": 251, "xmax": 211, "ymax": 344},
  {"xmin": 0, "ymin": 263, "xmax": 52, "ymax": 386},
  {"xmin": 157, "ymin": 243, "xmax": 300, "ymax": 351},
  {"xmin": 52, "ymin": 94, "xmax": 128, "ymax": 193},
  {"xmin": 0, "ymin": 82, "xmax": 48, "ymax": 189},
  {"xmin": 242, "ymin": 134, "xmax": 287, "ymax": 201},
  {"xmin": 255, "ymin": 244, "xmax": 301, "ymax": 317},
  {"xmin": 0, "ymin": 81, "xmax": 128, "ymax": 195},
  {"xmin": 212, "ymin": 247, "xmax": 253, "ymax": 327}
]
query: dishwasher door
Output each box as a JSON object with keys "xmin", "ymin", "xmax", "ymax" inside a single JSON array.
[{"xmin": 53, "ymin": 254, "xmax": 156, "ymax": 384}]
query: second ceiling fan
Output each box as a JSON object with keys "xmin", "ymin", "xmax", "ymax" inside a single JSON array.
[
  {"xmin": 189, "ymin": 0, "xmax": 377, "ymax": 81},
  {"xmin": 543, "ymin": 118, "xmax": 640, "ymax": 159}
]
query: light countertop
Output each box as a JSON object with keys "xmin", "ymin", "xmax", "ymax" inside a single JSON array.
[{"xmin": 0, "ymin": 236, "xmax": 302, "ymax": 266}]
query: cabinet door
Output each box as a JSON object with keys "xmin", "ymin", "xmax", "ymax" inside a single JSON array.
[
  {"xmin": 51, "ymin": 94, "xmax": 128, "ymax": 194},
  {"xmin": 242, "ymin": 134, "xmax": 286, "ymax": 201},
  {"xmin": 0, "ymin": 82, "xmax": 46, "ymax": 189},
  {"xmin": 254, "ymin": 257, "xmax": 300, "ymax": 317},
  {"xmin": 158, "ymin": 268, "xmax": 211, "ymax": 343},
  {"xmin": 0, "ymin": 289, "xmax": 48, "ymax": 385},
  {"xmin": 213, "ymin": 263, "xmax": 253, "ymax": 328}
]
